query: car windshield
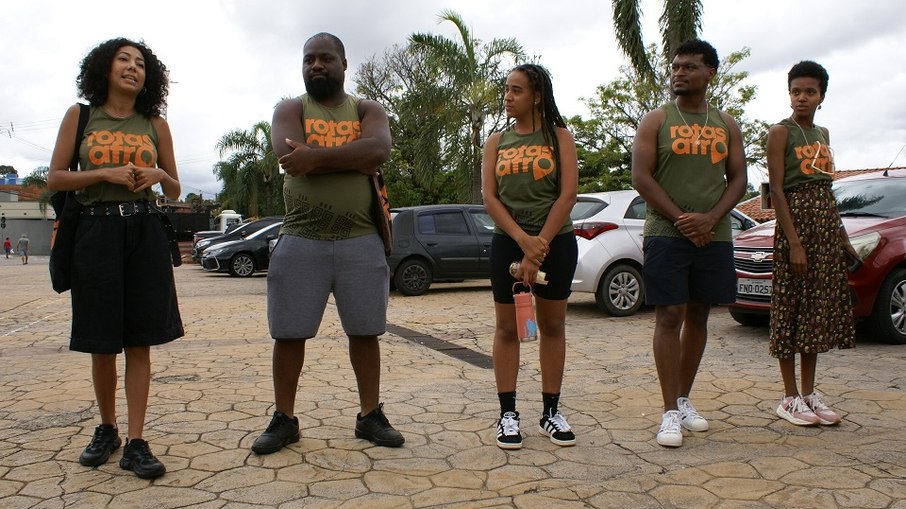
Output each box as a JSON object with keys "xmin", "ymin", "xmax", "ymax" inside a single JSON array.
[{"xmin": 834, "ymin": 177, "xmax": 906, "ymax": 218}]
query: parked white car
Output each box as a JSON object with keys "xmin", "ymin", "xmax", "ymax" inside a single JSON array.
[{"xmin": 570, "ymin": 190, "xmax": 756, "ymax": 316}]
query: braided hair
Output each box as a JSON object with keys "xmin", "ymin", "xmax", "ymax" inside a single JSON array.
[{"xmin": 509, "ymin": 64, "xmax": 566, "ymax": 171}]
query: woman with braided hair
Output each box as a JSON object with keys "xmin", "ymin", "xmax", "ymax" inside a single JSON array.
[{"xmin": 481, "ymin": 64, "xmax": 579, "ymax": 450}]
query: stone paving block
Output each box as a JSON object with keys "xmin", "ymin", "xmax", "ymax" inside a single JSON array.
[
  {"xmin": 109, "ymin": 486, "xmax": 217, "ymax": 508},
  {"xmin": 702, "ymin": 477, "xmax": 785, "ymax": 500},
  {"xmin": 362, "ymin": 470, "xmax": 432, "ymax": 496}
]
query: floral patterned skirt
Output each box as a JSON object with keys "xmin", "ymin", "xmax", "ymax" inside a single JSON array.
[{"xmin": 769, "ymin": 180, "xmax": 855, "ymax": 358}]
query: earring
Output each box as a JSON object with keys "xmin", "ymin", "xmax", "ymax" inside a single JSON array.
[
  {"xmin": 818, "ymin": 104, "xmax": 822, "ymax": 110},
  {"xmin": 140, "ymin": 87, "xmax": 147, "ymax": 96}
]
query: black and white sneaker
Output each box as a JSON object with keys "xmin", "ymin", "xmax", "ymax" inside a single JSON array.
[
  {"xmin": 539, "ymin": 410, "xmax": 576, "ymax": 446},
  {"xmin": 496, "ymin": 411, "xmax": 522, "ymax": 450}
]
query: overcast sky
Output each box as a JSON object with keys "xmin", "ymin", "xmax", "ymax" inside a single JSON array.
[{"xmin": 2, "ymin": 0, "xmax": 905, "ymax": 199}]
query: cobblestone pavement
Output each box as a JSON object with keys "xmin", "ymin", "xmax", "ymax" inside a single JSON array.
[{"xmin": 1, "ymin": 256, "xmax": 904, "ymax": 508}]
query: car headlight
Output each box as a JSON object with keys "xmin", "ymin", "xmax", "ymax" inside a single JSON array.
[
  {"xmin": 849, "ymin": 231, "xmax": 881, "ymax": 260},
  {"xmin": 197, "ymin": 240, "xmax": 211, "ymax": 249},
  {"xmin": 205, "ymin": 248, "xmax": 226, "ymax": 257}
]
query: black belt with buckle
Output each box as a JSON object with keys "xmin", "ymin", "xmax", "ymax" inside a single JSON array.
[{"xmin": 81, "ymin": 201, "xmax": 156, "ymax": 217}]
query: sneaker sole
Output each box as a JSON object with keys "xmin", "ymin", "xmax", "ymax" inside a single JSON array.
[
  {"xmin": 354, "ymin": 429, "xmax": 405, "ymax": 448},
  {"xmin": 538, "ymin": 426, "xmax": 576, "ymax": 447},
  {"xmin": 251, "ymin": 432, "xmax": 301, "ymax": 455},
  {"xmin": 816, "ymin": 416, "xmax": 841, "ymax": 426},
  {"xmin": 119, "ymin": 458, "xmax": 166, "ymax": 479},
  {"xmin": 496, "ymin": 438, "xmax": 523, "ymax": 450},
  {"xmin": 776, "ymin": 408, "xmax": 820, "ymax": 426},
  {"xmin": 656, "ymin": 434, "xmax": 683, "ymax": 447},
  {"xmin": 680, "ymin": 420, "xmax": 709, "ymax": 432}
]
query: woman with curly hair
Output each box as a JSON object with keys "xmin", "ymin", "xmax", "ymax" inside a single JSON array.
[
  {"xmin": 481, "ymin": 64, "xmax": 579, "ymax": 450},
  {"xmin": 47, "ymin": 38, "xmax": 183, "ymax": 479}
]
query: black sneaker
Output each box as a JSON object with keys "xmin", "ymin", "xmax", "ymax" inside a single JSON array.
[
  {"xmin": 355, "ymin": 403, "xmax": 404, "ymax": 447},
  {"xmin": 539, "ymin": 410, "xmax": 576, "ymax": 446},
  {"xmin": 79, "ymin": 424, "xmax": 122, "ymax": 466},
  {"xmin": 496, "ymin": 411, "xmax": 523, "ymax": 450},
  {"xmin": 251, "ymin": 411, "xmax": 300, "ymax": 455},
  {"xmin": 118, "ymin": 438, "xmax": 166, "ymax": 479}
]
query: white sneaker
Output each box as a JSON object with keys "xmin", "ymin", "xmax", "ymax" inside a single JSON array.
[
  {"xmin": 656, "ymin": 410, "xmax": 683, "ymax": 447},
  {"xmin": 677, "ymin": 397, "xmax": 709, "ymax": 432}
]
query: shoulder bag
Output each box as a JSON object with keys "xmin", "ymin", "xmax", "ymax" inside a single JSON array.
[{"xmin": 49, "ymin": 103, "xmax": 89, "ymax": 293}]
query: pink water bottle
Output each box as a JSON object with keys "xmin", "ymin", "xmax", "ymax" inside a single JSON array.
[{"xmin": 513, "ymin": 283, "xmax": 538, "ymax": 342}]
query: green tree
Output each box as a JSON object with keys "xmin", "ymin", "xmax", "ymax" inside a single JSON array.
[
  {"xmin": 612, "ymin": 0, "xmax": 703, "ymax": 83},
  {"xmin": 409, "ymin": 10, "xmax": 524, "ymax": 203},
  {"xmin": 214, "ymin": 121, "xmax": 283, "ymax": 217},
  {"xmin": 356, "ymin": 44, "xmax": 460, "ymax": 206},
  {"xmin": 21, "ymin": 166, "xmax": 54, "ymax": 215}
]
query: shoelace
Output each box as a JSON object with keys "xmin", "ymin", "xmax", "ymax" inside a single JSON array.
[
  {"xmin": 499, "ymin": 412, "xmax": 519, "ymax": 435},
  {"xmin": 787, "ymin": 396, "xmax": 814, "ymax": 415},
  {"xmin": 546, "ymin": 412, "xmax": 571, "ymax": 432},
  {"xmin": 804, "ymin": 394, "xmax": 830, "ymax": 411},
  {"xmin": 659, "ymin": 412, "xmax": 681, "ymax": 433},
  {"xmin": 679, "ymin": 400, "xmax": 701, "ymax": 420}
]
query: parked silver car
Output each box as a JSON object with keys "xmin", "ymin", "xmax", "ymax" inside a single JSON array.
[{"xmin": 570, "ymin": 190, "xmax": 756, "ymax": 316}]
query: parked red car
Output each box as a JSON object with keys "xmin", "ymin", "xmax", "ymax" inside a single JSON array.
[{"xmin": 729, "ymin": 169, "xmax": 906, "ymax": 344}]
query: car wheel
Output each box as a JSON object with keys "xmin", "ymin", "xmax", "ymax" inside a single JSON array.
[
  {"xmin": 729, "ymin": 308, "xmax": 770, "ymax": 327},
  {"xmin": 228, "ymin": 253, "xmax": 256, "ymax": 277},
  {"xmin": 868, "ymin": 267, "xmax": 906, "ymax": 345},
  {"xmin": 394, "ymin": 258, "xmax": 432, "ymax": 296},
  {"xmin": 595, "ymin": 263, "xmax": 644, "ymax": 316}
]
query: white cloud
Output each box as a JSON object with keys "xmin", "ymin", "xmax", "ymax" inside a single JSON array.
[{"xmin": 2, "ymin": 0, "xmax": 905, "ymax": 199}]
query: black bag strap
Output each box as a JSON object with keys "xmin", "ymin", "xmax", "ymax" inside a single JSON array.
[{"xmin": 69, "ymin": 103, "xmax": 90, "ymax": 171}]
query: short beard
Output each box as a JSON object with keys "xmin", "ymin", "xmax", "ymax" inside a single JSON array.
[
  {"xmin": 671, "ymin": 87, "xmax": 691, "ymax": 96},
  {"xmin": 304, "ymin": 76, "xmax": 343, "ymax": 101}
]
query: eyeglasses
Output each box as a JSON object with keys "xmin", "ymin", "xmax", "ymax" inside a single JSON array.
[
  {"xmin": 808, "ymin": 141, "xmax": 835, "ymax": 175},
  {"xmin": 670, "ymin": 63, "xmax": 701, "ymax": 73}
]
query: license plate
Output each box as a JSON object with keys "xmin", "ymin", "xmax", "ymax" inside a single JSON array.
[{"xmin": 737, "ymin": 277, "xmax": 772, "ymax": 296}]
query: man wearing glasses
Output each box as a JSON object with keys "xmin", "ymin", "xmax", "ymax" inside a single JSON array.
[{"xmin": 631, "ymin": 39, "xmax": 747, "ymax": 448}]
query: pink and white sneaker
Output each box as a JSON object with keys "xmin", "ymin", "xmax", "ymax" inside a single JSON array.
[
  {"xmin": 802, "ymin": 393, "xmax": 841, "ymax": 425},
  {"xmin": 776, "ymin": 395, "xmax": 820, "ymax": 426}
]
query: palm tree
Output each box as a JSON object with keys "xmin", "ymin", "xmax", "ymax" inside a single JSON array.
[
  {"xmin": 214, "ymin": 121, "xmax": 282, "ymax": 217},
  {"xmin": 409, "ymin": 10, "xmax": 524, "ymax": 203},
  {"xmin": 612, "ymin": 0, "xmax": 703, "ymax": 83}
]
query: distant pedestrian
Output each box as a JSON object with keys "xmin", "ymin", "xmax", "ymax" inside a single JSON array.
[
  {"xmin": 3, "ymin": 237, "xmax": 10, "ymax": 259},
  {"xmin": 767, "ymin": 61, "xmax": 854, "ymax": 427},
  {"xmin": 46, "ymin": 37, "xmax": 183, "ymax": 479},
  {"xmin": 16, "ymin": 234, "xmax": 29, "ymax": 264},
  {"xmin": 481, "ymin": 64, "xmax": 579, "ymax": 450},
  {"xmin": 632, "ymin": 39, "xmax": 747, "ymax": 448}
]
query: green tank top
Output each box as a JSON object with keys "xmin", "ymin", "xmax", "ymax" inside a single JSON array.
[
  {"xmin": 643, "ymin": 102, "xmax": 732, "ymax": 242},
  {"xmin": 493, "ymin": 128, "xmax": 572, "ymax": 237},
  {"xmin": 777, "ymin": 118, "xmax": 833, "ymax": 190},
  {"xmin": 77, "ymin": 107, "xmax": 158, "ymax": 205},
  {"xmin": 280, "ymin": 94, "xmax": 376, "ymax": 240}
]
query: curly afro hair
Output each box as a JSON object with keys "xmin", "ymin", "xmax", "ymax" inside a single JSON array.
[
  {"xmin": 788, "ymin": 60, "xmax": 829, "ymax": 97},
  {"xmin": 76, "ymin": 38, "xmax": 169, "ymax": 117}
]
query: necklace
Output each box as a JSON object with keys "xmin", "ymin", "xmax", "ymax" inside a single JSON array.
[
  {"xmin": 675, "ymin": 100, "xmax": 709, "ymax": 146},
  {"xmin": 788, "ymin": 116, "xmax": 815, "ymax": 143},
  {"xmin": 102, "ymin": 105, "xmax": 134, "ymax": 119}
]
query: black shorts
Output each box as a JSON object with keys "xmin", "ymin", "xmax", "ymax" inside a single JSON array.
[
  {"xmin": 642, "ymin": 236, "xmax": 736, "ymax": 306},
  {"xmin": 490, "ymin": 232, "xmax": 578, "ymax": 304},
  {"xmin": 69, "ymin": 214, "xmax": 184, "ymax": 354}
]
